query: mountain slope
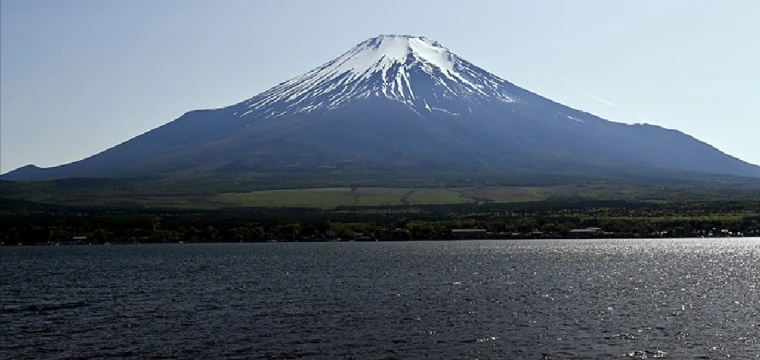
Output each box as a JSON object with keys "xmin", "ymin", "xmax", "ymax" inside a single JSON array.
[{"xmin": 3, "ymin": 34, "xmax": 759, "ymax": 182}]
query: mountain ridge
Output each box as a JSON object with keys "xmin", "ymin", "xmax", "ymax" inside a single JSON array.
[{"xmin": 3, "ymin": 34, "xmax": 759, "ymax": 182}]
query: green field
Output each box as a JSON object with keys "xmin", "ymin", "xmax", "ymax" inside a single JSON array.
[
  {"xmin": 354, "ymin": 188, "xmax": 410, "ymax": 206},
  {"xmin": 211, "ymin": 187, "xmax": 472, "ymax": 208},
  {"xmin": 3, "ymin": 173, "xmax": 760, "ymax": 209},
  {"xmin": 208, "ymin": 185, "xmax": 676, "ymax": 208},
  {"xmin": 211, "ymin": 187, "xmax": 357, "ymax": 208},
  {"xmin": 203, "ymin": 182, "xmax": 760, "ymax": 209},
  {"xmin": 212, "ymin": 187, "xmax": 417, "ymax": 208},
  {"xmin": 458, "ymin": 186, "xmax": 548, "ymax": 202},
  {"xmin": 405, "ymin": 189, "xmax": 474, "ymax": 205}
]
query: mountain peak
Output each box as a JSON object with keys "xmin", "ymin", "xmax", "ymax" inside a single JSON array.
[
  {"xmin": 364, "ymin": 34, "xmax": 446, "ymax": 50},
  {"xmin": 358, "ymin": 34, "xmax": 446, "ymax": 53},
  {"xmin": 3, "ymin": 34, "xmax": 760, "ymax": 182},
  {"xmin": 349, "ymin": 34, "xmax": 454, "ymax": 74},
  {"xmin": 242, "ymin": 35, "xmax": 519, "ymax": 119}
]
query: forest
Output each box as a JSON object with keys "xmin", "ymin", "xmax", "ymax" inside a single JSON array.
[{"xmin": 2, "ymin": 198, "xmax": 758, "ymax": 244}]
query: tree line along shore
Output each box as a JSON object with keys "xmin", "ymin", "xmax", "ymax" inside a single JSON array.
[{"xmin": 2, "ymin": 200, "xmax": 758, "ymax": 245}]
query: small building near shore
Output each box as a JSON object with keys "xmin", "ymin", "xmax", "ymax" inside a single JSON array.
[{"xmin": 568, "ymin": 227, "xmax": 602, "ymax": 238}]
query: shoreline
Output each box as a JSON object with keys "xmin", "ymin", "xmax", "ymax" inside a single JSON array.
[{"xmin": 5, "ymin": 235, "xmax": 758, "ymax": 247}]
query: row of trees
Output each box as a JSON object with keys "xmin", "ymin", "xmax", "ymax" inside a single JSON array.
[{"xmin": 2, "ymin": 201, "xmax": 759, "ymax": 244}]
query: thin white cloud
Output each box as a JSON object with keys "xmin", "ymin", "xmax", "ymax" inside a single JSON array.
[
  {"xmin": 636, "ymin": 115, "xmax": 650, "ymax": 124},
  {"xmin": 581, "ymin": 91, "xmax": 620, "ymax": 109}
]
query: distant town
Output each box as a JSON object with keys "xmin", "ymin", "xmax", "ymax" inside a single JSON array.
[{"xmin": 5, "ymin": 226, "xmax": 757, "ymax": 247}]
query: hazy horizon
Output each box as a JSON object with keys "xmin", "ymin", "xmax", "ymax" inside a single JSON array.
[{"xmin": 1, "ymin": 0, "xmax": 758, "ymax": 173}]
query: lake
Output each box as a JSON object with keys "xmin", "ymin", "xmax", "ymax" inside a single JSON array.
[{"xmin": 2, "ymin": 239, "xmax": 759, "ymax": 359}]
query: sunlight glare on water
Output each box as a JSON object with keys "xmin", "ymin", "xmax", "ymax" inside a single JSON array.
[{"xmin": 2, "ymin": 238, "xmax": 759, "ymax": 359}]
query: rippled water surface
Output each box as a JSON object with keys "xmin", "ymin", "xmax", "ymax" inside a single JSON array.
[{"xmin": 2, "ymin": 239, "xmax": 760, "ymax": 359}]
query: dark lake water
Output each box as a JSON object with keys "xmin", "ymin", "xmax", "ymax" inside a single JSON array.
[{"xmin": 2, "ymin": 239, "xmax": 759, "ymax": 359}]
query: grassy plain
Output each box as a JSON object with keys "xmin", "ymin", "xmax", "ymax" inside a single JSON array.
[
  {"xmin": 354, "ymin": 188, "xmax": 409, "ymax": 207},
  {"xmin": 404, "ymin": 189, "xmax": 474, "ymax": 205},
  {"xmin": 211, "ymin": 187, "xmax": 410, "ymax": 208},
  {"xmin": 212, "ymin": 187, "xmax": 356, "ymax": 208},
  {"xmin": 3, "ymin": 174, "xmax": 760, "ymax": 209},
  {"xmin": 210, "ymin": 187, "xmax": 483, "ymax": 208},
  {"xmin": 207, "ymin": 183, "xmax": 760, "ymax": 209}
]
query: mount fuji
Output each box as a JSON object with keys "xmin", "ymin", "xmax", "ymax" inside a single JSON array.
[{"xmin": 3, "ymin": 34, "xmax": 759, "ymax": 182}]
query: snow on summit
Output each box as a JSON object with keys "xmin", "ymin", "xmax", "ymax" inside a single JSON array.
[
  {"xmin": 242, "ymin": 35, "xmax": 525, "ymax": 119},
  {"xmin": 314, "ymin": 35, "xmax": 470, "ymax": 88}
]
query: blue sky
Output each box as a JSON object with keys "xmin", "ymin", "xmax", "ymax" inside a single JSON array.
[{"xmin": 1, "ymin": 0, "xmax": 758, "ymax": 173}]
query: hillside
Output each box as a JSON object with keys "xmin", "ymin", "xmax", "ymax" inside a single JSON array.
[{"xmin": 3, "ymin": 34, "xmax": 759, "ymax": 182}]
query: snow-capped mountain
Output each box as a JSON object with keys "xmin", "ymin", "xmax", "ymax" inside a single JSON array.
[
  {"xmin": 242, "ymin": 35, "xmax": 521, "ymax": 119},
  {"xmin": 3, "ymin": 34, "xmax": 759, "ymax": 182}
]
